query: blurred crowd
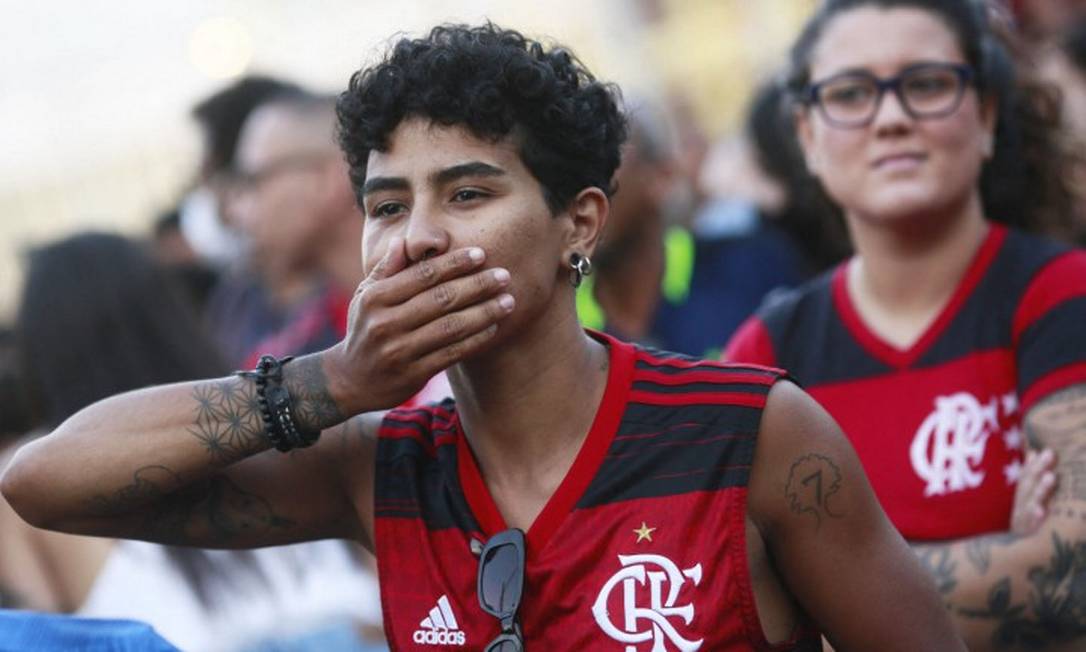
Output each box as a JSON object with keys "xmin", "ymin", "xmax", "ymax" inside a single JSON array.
[{"xmin": 1, "ymin": 0, "xmax": 1086, "ymax": 650}]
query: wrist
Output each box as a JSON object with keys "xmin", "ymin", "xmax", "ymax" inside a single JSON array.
[{"xmin": 284, "ymin": 349, "xmax": 358, "ymax": 429}]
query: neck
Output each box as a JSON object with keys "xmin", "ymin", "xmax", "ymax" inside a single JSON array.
[
  {"xmin": 846, "ymin": 194, "xmax": 989, "ymax": 311},
  {"xmin": 592, "ymin": 219, "xmax": 666, "ymax": 338},
  {"xmin": 450, "ymin": 298, "xmax": 609, "ymax": 490}
]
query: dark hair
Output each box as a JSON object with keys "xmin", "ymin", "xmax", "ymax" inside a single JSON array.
[
  {"xmin": 192, "ymin": 75, "xmax": 305, "ymax": 177},
  {"xmin": 1061, "ymin": 16, "xmax": 1086, "ymax": 74},
  {"xmin": 0, "ymin": 328, "xmax": 35, "ymax": 441},
  {"xmin": 336, "ymin": 23, "xmax": 627, "ymax": 214},
  {"xmin": 15, "ymin": 233, "xmax": 227, "ymax": 426},
  {"xmin": 746, "ymin": 78, "xmax": 851, "ymax": 272},
  {"xmin": 786, "ymin": 0, "xmax": 1079, "ymax": 238},
  {"xmin": 13, "ymin": 233, "xmax": 272, "ymax": 608}
]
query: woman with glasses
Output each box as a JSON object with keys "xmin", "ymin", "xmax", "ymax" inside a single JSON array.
[{"xmin": 725, "ymin": 0, "xmax": 1086, "ymax": 648}]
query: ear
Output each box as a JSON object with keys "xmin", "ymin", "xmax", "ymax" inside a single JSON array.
[
  {"xmin": 794, "ymin": 107, "xmax": 821, "ymax": 177},
  {"xmin": 562, "ymin": 187, "xmax": 609, "ymax": 260}
]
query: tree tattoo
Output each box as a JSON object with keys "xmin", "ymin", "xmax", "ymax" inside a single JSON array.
[
  {"xmin": 85, "ymin": 465, "xmax": 295, "ymax": 545},
  {"xmin": 785, "ymin": 453, "xmax": 844, "ymax": 531}
]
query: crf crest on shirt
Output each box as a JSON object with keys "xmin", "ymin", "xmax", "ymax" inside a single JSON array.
[
  {"xmin": 374, "ymin": 332, "xmax": 821, "ymax": 651},
  {"xmin": 725, "ymin": 225, "xmax": 1086, "ymax": 540}
]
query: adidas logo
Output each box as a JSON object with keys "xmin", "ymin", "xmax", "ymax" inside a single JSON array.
[{"xmin": 412, "ymin": 594, "xmax": 467, "ymax": 646}]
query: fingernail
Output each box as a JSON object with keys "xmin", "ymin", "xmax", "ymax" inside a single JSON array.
[
  {"xmin": 468, "ymin": 248, "xmax": 485, "ymax": 263},
  {"xmin": 492, "ymin": 268, "xmax": 510, "ymax": 284},
  {"xmin": 498, "ymin": 294, "xmax": 515, "ymax": 311}
]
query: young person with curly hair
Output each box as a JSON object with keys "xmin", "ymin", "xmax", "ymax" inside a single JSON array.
[
  {"xmin": 725, "ymin": 1, "xmax": 1086, "ymax": 648},
  {"xmin": 3, "ymin": 24, "xmax": 962, "ymax": 651}
]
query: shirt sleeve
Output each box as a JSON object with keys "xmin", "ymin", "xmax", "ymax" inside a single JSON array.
[
  {"xmin": 1013, "ymin": 249, "xmax": 1086, "ymax": 412},
  {"xmin": 721, "ymin": 316, "xmax": 778, "ymax": 366}
]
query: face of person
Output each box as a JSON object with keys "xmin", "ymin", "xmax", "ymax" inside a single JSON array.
[
  {"xmin": 796, "ymin": 7, "xmax": 996, "ymax": 226},
  {"xmin": 230, "ymin": 107, "xmax": 334, "ymax": 280},
  {"xmin": 361, "ymin": 117, "xmax": 585, "ymax": 335}
]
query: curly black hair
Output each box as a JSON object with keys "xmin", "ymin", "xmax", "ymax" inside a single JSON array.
[{"xmin": 336, "ymin": 23, "xmax": 627, "ymax": 214}]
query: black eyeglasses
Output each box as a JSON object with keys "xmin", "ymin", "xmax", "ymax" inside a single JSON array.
[
  {"xmin": 227, "ymin": 154, "xmax": 328, "ymax": 193},
  {"xmin": 804, "ymin": 62, "xmax": 975, "ymax": 129},
  {"xmin": 476, "ymin": 528, "xmax": 526, "ymax": 652}
]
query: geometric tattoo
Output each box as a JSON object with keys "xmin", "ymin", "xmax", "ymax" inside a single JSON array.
[
  {"xmin": 188, "ymin": 379, "xmax": 265, "ymax": 464},
  {"xmin": 785, "ymin": 453, "xmax": 844, "ymax": 532}
]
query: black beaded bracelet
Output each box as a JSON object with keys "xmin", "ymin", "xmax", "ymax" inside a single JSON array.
[{"xmin": 237, "ymin": 355, "xmax": 320, "ymax": 452}]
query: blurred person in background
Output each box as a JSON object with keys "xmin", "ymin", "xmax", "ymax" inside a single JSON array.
[
  {"xmin": 151, "ymin": 207, "xmax": 221, "ymax": 312},
  {"xmin": 1038, "ymin": 15, "xmax": 1086, "ymax": 244},
  {"xmin": 227, "ymin": 91, "xmax": 361, "ymax": 367},
  {"xmin": 577, "ymin": 98, "xmax": 805, "ymax": 358},
  {"xmin": 725, "ymin": 1, "xmax": 1086, "ymax": 649},
  {"xmin": 1011, "ymin": 0, "xmax": 1086, "ymax": 41},
  {"xmin": 228, "ymin": 90, "xmax": 450, "ymax": 402},
  {"xmin": 4, "ymin": 232, "xmax": 385, "ymax": 651},
  {"xmin": 190, "ymin": 76, "xmax": 329, "ymax": 366}
]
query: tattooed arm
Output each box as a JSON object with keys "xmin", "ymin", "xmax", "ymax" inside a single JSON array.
[
  {"xmin": 0, "ymin": 242, "xmax": 511, "ymax": 552},
  {"xmin": 0, "ymin": 357, "xmax": 380, "ymax": 550},
  {"xmin": 907, "ymin": 383, "xmax": 1086, "ymax": 651},
  {"xmin": 748, "ymin": 381, "xmax": 965, "ymax": 651}
]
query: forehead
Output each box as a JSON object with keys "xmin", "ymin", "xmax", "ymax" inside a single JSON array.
[
  {"xmin": 365, "ymin": 118, "xmax": 525, "ymax": 183},
  {"xmin": 810, "ymin": 6, "xmax": 965, "ymax": 78},
  {"xmin": 236, "ymin": 106, "xmax": 302, "ymax": 167}
]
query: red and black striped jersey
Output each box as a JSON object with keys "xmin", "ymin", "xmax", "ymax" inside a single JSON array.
[
  {"xmin": 374, "ymin": 332, "xmax": 820, "ymax": 651},
  {"xmin": 725, "ymin": 224, "xmax": 1086, "ymax": 541}
]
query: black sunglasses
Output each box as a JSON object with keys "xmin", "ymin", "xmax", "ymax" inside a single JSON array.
[{"xmin": 477, "ymin": 528, "xmax": 526, "ymax": 652}]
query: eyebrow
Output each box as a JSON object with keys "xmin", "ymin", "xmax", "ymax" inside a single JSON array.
[
  {"xmin": 430, "ymin": 161, "xmax": 506, "ymax": 186},
  {"xmin": 361, "ymin": 176, "xmax": 409, "ymax": 196},
  {"xmin": 361, "ymin": 161, "xmax": 507, "ymax": 197}
]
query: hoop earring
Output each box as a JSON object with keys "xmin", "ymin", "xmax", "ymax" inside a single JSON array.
[{"xmin": 568, "ymin": 252, "xmax": 593, "ymax": 288}]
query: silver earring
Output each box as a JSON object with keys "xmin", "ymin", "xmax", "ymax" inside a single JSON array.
[{"xmin": 568, "ymin": 252, "xmax": 593, "ymax": 288}]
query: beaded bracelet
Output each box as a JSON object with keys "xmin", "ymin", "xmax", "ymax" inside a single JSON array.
[{"xmin": 237, "ymin": 355, "xmax": 320, "ymax": 452}]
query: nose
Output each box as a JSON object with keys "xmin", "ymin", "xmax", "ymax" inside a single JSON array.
[
  {"xmin": 871, "ymin": 88, "xmax": 912, "ymax": 133},
  {"xmin": 403, "ymin": 206, "xmax": 451, "ymax": 264}
]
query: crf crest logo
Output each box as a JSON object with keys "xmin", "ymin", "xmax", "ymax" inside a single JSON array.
[
  {"xmin": 910, "ymin": 391, "xmax": 1014, "ymax": 496},
  {"xmin": 592, "ymin": 554, "xmax": 703, "ymax": 652}
]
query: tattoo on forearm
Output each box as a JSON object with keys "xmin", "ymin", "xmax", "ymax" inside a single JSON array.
[
  {"xmin": 965, "ymin": 533, "xmax": 1021, "ymax": 575},
  {"xmin": 284, "ymin": 355, "xmax": 345, "ymax": 433},
  {"xmin": 956, "ymin": 533, "xmax": 1086, "ymax": 648},
  {"xmin": 784, "ymin": 453, "xmax": 843, "ymax": 531},
  {"xmin": 189, "ymin": 379, "xmax": 265, "ymax": 463},
  {"xmin": 915, "ymin": 545, "xmax": 959, "ymax": 596},
  {"xmin": 86, "ymin": 465, "xmax": 295, "ymax": 545},
  {"xmin": 1025, "ymin": 386, "xmax": 1086, "ymax": 502}
]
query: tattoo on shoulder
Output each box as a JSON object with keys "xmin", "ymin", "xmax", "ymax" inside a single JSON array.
[
  {"xmin": 957, "ymin": 532, "xmax": 1086, "ymax": 647},
  {"xmin": 285, "ymin": 356, "xmax": 345, "ymax": 433},
  {"xmin": 784, "ymin": 453, "xmax": 844, "ymax": 531},
  {"xmin": 189, "ymin": 379, "xmax": 264, "ymax": 464}
]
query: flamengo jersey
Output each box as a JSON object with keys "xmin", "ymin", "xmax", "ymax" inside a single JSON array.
[
  {"xmin": 725, "ymin": 225, "xmax": 1086, "ymax": 541},
  {"xmin": 374, "ymin": 332, "xmax": 820, "ymax": 651}
]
